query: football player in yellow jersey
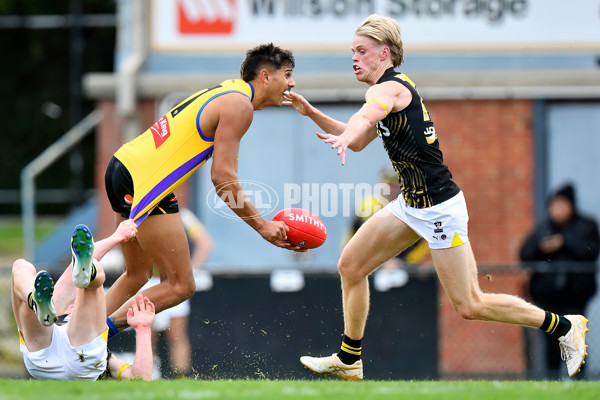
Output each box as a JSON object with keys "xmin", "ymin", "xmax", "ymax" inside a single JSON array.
[
  {"xmin": 103, "ymin": 44, "xmax": 303, "ymax": 336},
  {"xmin": 286, "ymin": 15, "xmax": 589, "ymax": 379}
]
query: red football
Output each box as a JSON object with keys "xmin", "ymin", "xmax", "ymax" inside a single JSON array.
[{"xmin": 273, "ymin": 208, "xmax": 327, "ymax": 249}]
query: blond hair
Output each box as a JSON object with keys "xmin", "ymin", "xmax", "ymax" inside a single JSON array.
[{"xmin": 355, "ymin": 14, "xmax": 404, "ymax": 67}]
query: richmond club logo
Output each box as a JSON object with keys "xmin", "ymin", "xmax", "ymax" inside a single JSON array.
[{"xmin": 177, "ymin": 0, "xmax": 237, "ymax": 34}]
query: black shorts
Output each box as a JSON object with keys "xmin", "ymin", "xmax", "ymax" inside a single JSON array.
[{"xmin": 104, "ymin": 156, "xmax": 179, "ymax": 219}]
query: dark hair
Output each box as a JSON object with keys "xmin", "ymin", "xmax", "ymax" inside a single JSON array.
[{"xmin": 240, "ymin": 43, "xmax": 295, "ymax": 82}]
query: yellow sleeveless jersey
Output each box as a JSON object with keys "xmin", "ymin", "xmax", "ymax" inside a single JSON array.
[{"xmin": 114, "ymin": 79, "xmax": 254, "ymax": 223}]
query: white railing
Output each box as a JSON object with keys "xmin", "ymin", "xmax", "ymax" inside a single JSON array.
[{"xmin": 20, "ymin": 110, "xmax": 101, "ymax": 260}]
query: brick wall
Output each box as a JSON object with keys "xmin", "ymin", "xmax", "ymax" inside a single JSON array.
[
  {"xmin": 430, "ymin": 99, "xmax": 534, "ymax": 264},
  {"xmin": 428, "ymin": 99, "xmax": 535, "ymax": 377}
]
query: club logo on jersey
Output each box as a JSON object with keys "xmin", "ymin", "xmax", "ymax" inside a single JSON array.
[
  {"xmin": 150, "ymin": 116, "xmax": 171, "ymax": 148},
  {"xmin": 177, "ymin": 0, "xmax": 236, "ymax": 34},
  {"xmin": 424, "ymin": 125, "xmax": 437, "ymax": 144}
]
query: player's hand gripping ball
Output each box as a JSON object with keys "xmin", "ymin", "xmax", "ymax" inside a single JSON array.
[{"xmin": 273, "ymin": 208, "xmax": 327, "ymax": 249}]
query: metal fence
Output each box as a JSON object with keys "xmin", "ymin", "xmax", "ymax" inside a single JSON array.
[{"xmin": 0, "ymin": 264, "xmax": 597, "ymax": 380}]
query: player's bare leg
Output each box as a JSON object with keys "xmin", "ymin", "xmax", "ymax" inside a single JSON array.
[
  {"xmin": 167, "ymin": 316, "xmax": 192, "ymax": 376},
  {"xmin": 67, "ymin": 260, "xmax": 108, "ymax": 347},
  {"xmin": 52, "ymin": 263, "xmax": 77, "ymax": 318},
  {"xmin": 339, "ymin": 209, "xmax": 420, "ymax": 339},
  {"xmin": 432, "ymin": 243, "xmax": 588, "ymax": 377},
  {"xmin": 300, "ymin": 208, "xmax": 419, "ymax": 380},
  {"xmin": 432, "ymin": 243, "xmax": 545, "ymax": 327},
  {"xmin": 107, "ymin": 213, "xmax": 195, "ymax": 331},
  {"xmin": 11, "ymin": 260, "xmax": 54, "ymax": 352},
  {"xmin": 105, "ymin": 213, "xmax": 155, "ymax": 318}
]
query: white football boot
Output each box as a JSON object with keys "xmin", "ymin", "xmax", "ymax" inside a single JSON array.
[
  {"xmin": 558, "ymin": 315, "xmax": 589, "ymax": 377},
  {"xmin": 300, "ymin": 354, "xmax": 363, "ymax": 381}
]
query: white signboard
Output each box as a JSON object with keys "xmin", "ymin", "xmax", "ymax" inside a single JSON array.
[{"xmin": 151, "ymin": 0, "xmax": 600, "ymax": 52}]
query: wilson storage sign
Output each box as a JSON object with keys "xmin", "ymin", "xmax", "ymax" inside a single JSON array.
[{"xmin": 151, "ymin": 0, "xmax": 600, "ymax": 51}]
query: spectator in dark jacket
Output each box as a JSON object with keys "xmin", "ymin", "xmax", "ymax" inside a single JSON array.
[{"xmin": 520, "ymin": 183, "xmax": 600, "ymax": 375}]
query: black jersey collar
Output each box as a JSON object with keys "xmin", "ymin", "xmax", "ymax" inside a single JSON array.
[{"xmin": 376, "ymin": 67, "xmax": 399, "ymax": 84}]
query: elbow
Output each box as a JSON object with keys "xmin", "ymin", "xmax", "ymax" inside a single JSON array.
[
  {"xmin": 211, "ymin": 170, "xmax": 226, "ymax": 187},
  {"xmin": 211, "ymin": 169, "xmax": 236, "ymax": 190}
]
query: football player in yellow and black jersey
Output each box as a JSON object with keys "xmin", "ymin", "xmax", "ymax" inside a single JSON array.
[
  {"xmin": 103, "ymin": 44, "xmax": 304, "ymax": 337},
  {"xmin": 286, "ymin": 15, "xmax": 589, "ymax": 380}
]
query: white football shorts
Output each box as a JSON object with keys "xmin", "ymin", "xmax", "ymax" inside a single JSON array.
[
  {"xmin": 385, "ymin": 190, "xmax": 469, "ymax": 250},
  {"xmin": 20, "ymin": 324, "xmax": 108, "ymax": 380}
]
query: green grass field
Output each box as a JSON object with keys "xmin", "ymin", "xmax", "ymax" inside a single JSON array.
[
  {"xmin": 0, "ymin": 379, "xmax": 599, "ymax": 400},
  {"xmin": 0, "ymin": 218, "xmax": 58, "ymax": 260}
]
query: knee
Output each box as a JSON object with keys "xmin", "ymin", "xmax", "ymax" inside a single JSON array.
[
  {"xmin": 12, "ymin": 259, "xmax": 26, "ymax": 272},
  {"xmin": 169, "ymin": 279, "xmax": 195, "ymax": 302},
  {"xmin": 124, "ymin": 265, "xmax": 154, "ymax": 284},
  {"xmin": 337, "ymin": 255, "xmax": 364, "ymax": 283},
  {"xmin": 12, "ymin": 259, "xmax": 34, "ymax": 276}
]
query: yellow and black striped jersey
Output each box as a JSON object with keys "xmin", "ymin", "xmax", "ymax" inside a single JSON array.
[{"xmin": 375, "ymin": 68, "xmax": 460, "ymax": 208}]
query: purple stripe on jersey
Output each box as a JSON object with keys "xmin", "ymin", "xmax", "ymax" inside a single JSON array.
[
  {"xmin": 130, "ymin": 146, "xmax": 214, "ymax": 223},
  {"xmin": 248, "ymin": 82, "xmax": 254, "ymax": 102},
  {"xmin": 196, "ymin": 89, "xmax": 251, "ymax": 142}
]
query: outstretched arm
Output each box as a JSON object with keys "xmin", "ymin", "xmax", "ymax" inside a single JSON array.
[
  {"xmin": 284, "ymin": 91, "xmax": 347, "ymax": 135},
  {"xmin": 210, "ymin": 95, "xmax": 303, "ymax": 252},
  {"xmin": 93, "ymin": 219, "xmax": 138, "ymax": 261},
  {"xmin": 108, "ymin": 294, "xmax": 155, "ymax": 381},
  {"xmin": 317, "ymin": 82, "xmax": 408, "ymax": 165}
]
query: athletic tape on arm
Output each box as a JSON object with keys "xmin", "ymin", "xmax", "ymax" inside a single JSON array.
[{"xmin": 367, "ymin": 99, "xmax": 389, "ymax": 116}]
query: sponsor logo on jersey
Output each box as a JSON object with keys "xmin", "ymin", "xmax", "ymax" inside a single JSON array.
[
  {"xmin": 124, "ymin": 194, "xmax": 133, "ymax": 205},
  {"xmin": 424, "ymin": 125, "xmax": 437, "ymax": 144},
  {"xmin": 177, "ymin": 0, "xmax": 236, "ymax": 34},
  {"xmin": 150, "ymin": 116, "xmax": 171, "ymax": 148}
]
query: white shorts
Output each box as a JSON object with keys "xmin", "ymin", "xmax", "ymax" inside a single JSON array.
[
  {"xmin": 385, "ymin": 191, "xmax": 469, "ymax": 250},
  {"xmin": 20, "ymin": 324, "xmax": 108, "ymax": 380}
]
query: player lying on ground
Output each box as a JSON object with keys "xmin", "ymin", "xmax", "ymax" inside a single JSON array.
[{"xmin": 11, "ymin": 220, "xmax": 155, "ymax": 380}]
